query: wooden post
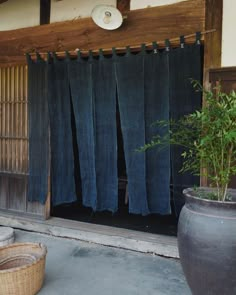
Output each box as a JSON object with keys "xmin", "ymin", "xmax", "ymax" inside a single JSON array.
[
  {"xmin": 40, "ymin": 0, "xmax": 51, "ymax": 25},
  {"xmin": 117, "ymin": 0, "xmax": 130, "ymax": 13},
  {"xmin": 201, "ymin": 0, "xmax": 223, "ymax": 186},
  {"xmin": 44, "ymin": 175, "xmax": 51, "ymax": 219},
  {"xmin": 44, "ymin": 127, "xmax": 51, "ymax": 220}
]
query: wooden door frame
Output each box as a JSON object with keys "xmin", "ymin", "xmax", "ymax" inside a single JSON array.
[{"xmin": 201, "ymin": 0, "xmax": 223, "ymax": 186}]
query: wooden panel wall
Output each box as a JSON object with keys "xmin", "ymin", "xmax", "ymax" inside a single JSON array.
[
  {"xmin": 0, "ymin": 66, "xmax": 28, "ymax": 175},
  {"xmin": 203, "ymin": 0, "xmax": 223, "ymax": 88},
  {"xmin": 201, "ymin": 0, "xmax": 223, "ymax": 186},
  {"xmin": 0, "ymin": 65, "xmax": 46, "ymax": 217},
  {"xmin": 0, "ymin": 0, "xmax": 205, "ymax": 66},
  {"xmin": 0, "ymin": 65, "xmax": 28, "ymax": 212}
]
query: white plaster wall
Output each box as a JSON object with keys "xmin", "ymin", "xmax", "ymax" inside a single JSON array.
[
  {"xmin": 130, "ymin": 0, "xmax": 188, "ymax": 10},
  {"xmin": 50, "ymin": 0, "xmax": 116, "ymax": 23},
  {"xmin": 0, "ymin": 0, "xmax": 39, "ymax": 31},
  {"xmin": 221, "ymin": 0, "xmax": 236, "ymax": 67}
]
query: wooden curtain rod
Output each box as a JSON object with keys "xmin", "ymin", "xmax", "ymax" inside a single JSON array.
[{"xmin": 27, "ymin": 29, "xmax": 216, "ymax": 59}]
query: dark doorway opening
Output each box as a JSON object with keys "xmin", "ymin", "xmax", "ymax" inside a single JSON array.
[{"xmin": 51, "ymin": 96, "xmax": 178, "ymax": 236}]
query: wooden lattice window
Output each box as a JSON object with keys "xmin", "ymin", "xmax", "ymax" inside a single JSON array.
[
  {"xmin": 0, "ymin": 66, "xmax": 28, "ymax": 175},
  {"xmin": 0, "ymin": 65, "xmax": 49, "ymax": 217}
]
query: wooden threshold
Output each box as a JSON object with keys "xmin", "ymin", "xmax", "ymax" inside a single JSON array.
[{"xmin": 0, "ymin": 212, "xmax": 178, "ymax": 258}]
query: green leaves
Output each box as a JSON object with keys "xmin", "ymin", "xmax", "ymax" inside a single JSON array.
[{"xmin": 140, "ymin": 81, "xmax": 236, "ymax": 201}]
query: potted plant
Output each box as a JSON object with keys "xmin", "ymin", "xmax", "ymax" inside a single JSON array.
[{"xmin": 141, "ymin": 81, "xmax": 236, "ymax": 295}]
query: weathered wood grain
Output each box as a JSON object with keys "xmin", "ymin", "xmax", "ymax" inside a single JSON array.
[
  {"xmin": 0, "ymin": 175, "xmax": 8, "ymax": 208},
  {"xmin": 204, "ymin": 0, "xmax": 222, "ymax": 73},
  {"xmin": 0, "ymin": 215, "xmax": 179, "ymax": 258},
  {"xmin": 117, "ymin": 0, "xmax": 130, "ymax": 13},
  {"xmin": 8, "ymin": 175, "xmax": 27, "ymax": 211},
  {"xmin": 0, "ymin": 65, "xmax": 47, "ymax": 217},
  {"xmin": 0, "ymin": 0, "xmax": 205, "ymax": 66},
  {"xmin": 201, "ymin": 0, "xmax": 223, "ymax": 186}
]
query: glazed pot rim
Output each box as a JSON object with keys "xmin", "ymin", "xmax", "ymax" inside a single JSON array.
[{"xmin": 183, "ymin": 187, "xmax": 236, "ymax": 205}]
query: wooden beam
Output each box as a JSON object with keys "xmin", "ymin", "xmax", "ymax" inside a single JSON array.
[
  {"xmin": 201, "ymin": 0, "xmax": 223, "ymax": 186},
  {"xmin": 43, "ymin": 175, "xmax": 51, "ymax": 220},
  {"xmin": 29, "ymin": 31, "xmax": 213, "ymax": 61},
  {"xmin": 40, "ymin": 0, "xmax": 51, "ymax": 25},
  {"xmin": 0, "ymin": 0, "xmax": 205, "ymax": 66},
  {"xmin": 203, "ymin": 0, "xmax": 223, "ymax": 76},
  {"xmin": 117, "ymin": 0, "xmax": 130, "ymax": 13}
]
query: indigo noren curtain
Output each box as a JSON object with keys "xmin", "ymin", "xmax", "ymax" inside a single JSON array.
[
  {"xmin": 114, "ymin": 50, "xmax": 149, "ymax": 215},
  {"xmin": 68, "ymin": 57, "xmax": 97, "ymax": 210},
  {"xmin": 28, "ymin": 56, "xmax": 49, "ymax": 204},
  {"xmin": 68, "ymin": 54, "xmax": 118, "ymax": 212},
  {"xmin": 27, "ymin": 38, "xmax": 202, "ymax": 216},
  {"xmin": 47, "ymin": 57, "xmax": 77, "ymax": 205},
  {"xmin": 170, "ymin": 40, "xmax": 203, "ymax": 215},
  {"xmin": 144, "ymin": 49, "xmax": 171, "ymax": 214},
  {"xmin": 92, "ymin": 55, "xmax": 118, "ymax": 212}
]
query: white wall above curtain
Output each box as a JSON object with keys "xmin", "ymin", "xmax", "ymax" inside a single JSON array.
[
  {"xmin": 0, "ymin": 0, "xmax": 40, "ymax": 31},
  {"xmin": 50, "ymin": 0, "xmax": 116, "ymax": 23}
]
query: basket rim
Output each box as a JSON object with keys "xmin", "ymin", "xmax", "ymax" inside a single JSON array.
[{"xmin": 0, "ymin": 242, "xmax": 47, "ymax": 274}]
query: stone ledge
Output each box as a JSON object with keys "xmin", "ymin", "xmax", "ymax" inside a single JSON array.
[{"xmin": 0, "ymin": 213, "xmax": 179, "ymax": 258}]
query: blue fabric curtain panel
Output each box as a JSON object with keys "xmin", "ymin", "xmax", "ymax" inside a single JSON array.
[
  {"xmin": 27, "ymin": 56, "xmax": 49, "ymax": 204},
  {"xmin": 27, "ymin": 37, "xmax": 203, "ymax": 214},
  {"xmin": 47, "ymin": 58, "xmax": 77, "ymax": 205},
  {"xmin": 69, "ymin": 55, "xmax": 118, "ymax": 212},
  {"xmin": 114, "ymin": 50, "xmax": 149, "ymax": 215},
  {"xmin": 169, "ymin": 40, "xmax": 203, "ymax": 215},
  {"xmin": 68, "ymin": 57, "xmax": 97, "ymax": 210},
  {"xmin": 144, "ymin": 49, "xmax": 171, "ymax": 214},
  {"xmin": 92, "ymin": 55, "xmax": 118, "ymax": 212}
]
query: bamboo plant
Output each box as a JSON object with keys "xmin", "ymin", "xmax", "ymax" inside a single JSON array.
[{"xmin": 141, "ymin": 81, "xmax": 236, "ymax": 201}]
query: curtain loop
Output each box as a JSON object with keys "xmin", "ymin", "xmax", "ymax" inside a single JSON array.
[
  {"xmin": 26, "ymin": 53, "xmax": 32, "ymax": 64},
  {"xmin": 99, "ymin": 48, "xmax": 104, "ymax": 60},
  {"xmin": 77, "ymin": 49, "xmax": 81, "ymax": 60},
  {"xmin": 65, "ymin": 51, "xmax": 70, "ymax": 61},
  {"xmin": 46, "ymin": 52, "xmax": 51, "ymax": 64},
  {"xmin": 89, "ymin": 50, "xmax": 93, "ymax": 61},
  {"xmin": 53, "ymin": 52, "xmax": 57, "ymax": 62},
  {"xmin": 165, "ymin": 39, "xmax": 170, "ymax": 52},
  {"xmin": 152, "ymin": 42, "xmax": 158, "ymax": 54},
  {"xmin": 112, "ymin": 47, "xmax": 117, "ymax": 61},
  {"xmin": 126, "ymin": 46, "xmax": 131, "ymax": 56},
  {"xmin": 141, "ymin": 43, "xmax": 146, "ymax": 55},
  {"xmin": 112, "ymin": 47, "xmax": 117, "ymax": 56},
  {"xmin": 196, "ymin": 32, "xmax": 201, "ymax": 45},
  {"xmin": 36, "ymin": 52, "xmax": 42, "ymax": 62},
  {"xmin": 180, "ymin": 35, "xmax": 185, "ymax": 48}
]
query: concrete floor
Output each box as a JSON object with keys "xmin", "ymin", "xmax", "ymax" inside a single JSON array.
[{"xmin": 15, "ymin": 230, "xmax": 191, "ymax": 295}]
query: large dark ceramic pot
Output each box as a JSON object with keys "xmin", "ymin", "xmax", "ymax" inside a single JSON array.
[{"xmin": 178, "ymin": 187, "xmax": 236, "ymax": 295}]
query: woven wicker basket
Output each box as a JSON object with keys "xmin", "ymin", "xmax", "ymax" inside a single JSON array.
[{"xmin": 0, "ymin": 243, "xmax": 47, "ymax": 295}]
